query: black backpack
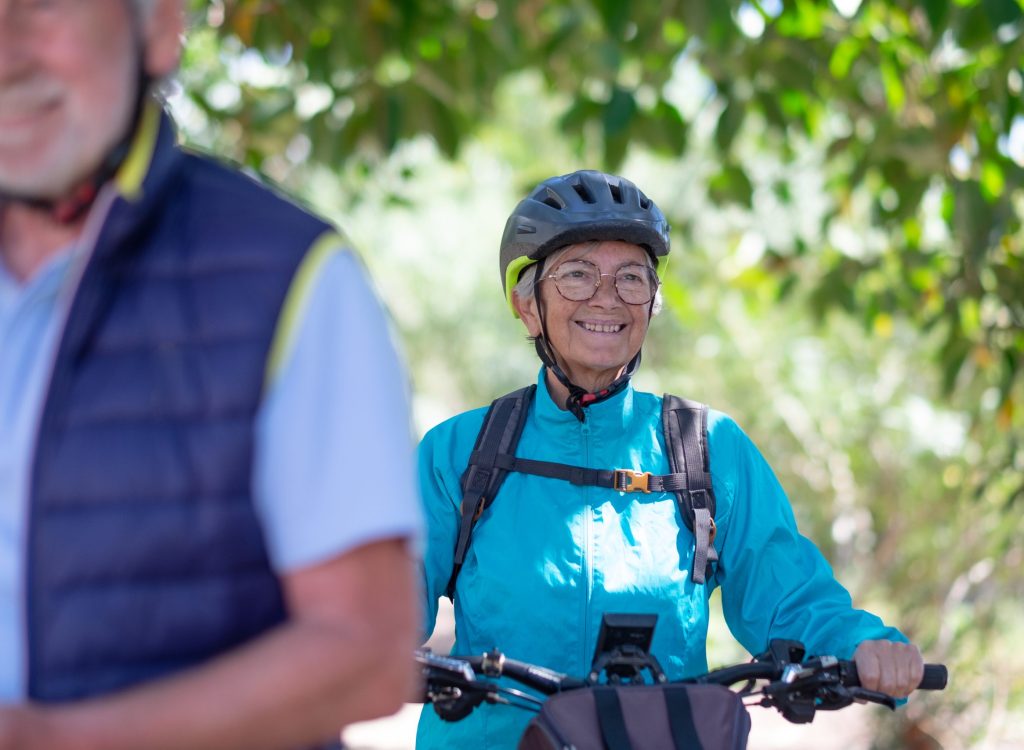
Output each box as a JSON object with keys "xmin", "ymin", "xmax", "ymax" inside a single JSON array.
[{"xmin": 446, "ymin": 385, "xmax": 718, "ymax": 599}]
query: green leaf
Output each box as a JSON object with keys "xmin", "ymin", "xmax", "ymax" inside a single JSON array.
[
  {"xmin": 603, "ymin": 86, "xmax": 637, "ymax": 137},
  {"xmin": 956, "ymin": 2, "xmax": 997, "ymax": 48},
  {"xmin": 418, "ymin": 36, "xmax": 443, "ymax": 60},
  {"xmin": 778, "ymin": 89, "xmax": 809, "ymax": 120},
  {"xmin": 634, "ymin": 100, "xmax": 689, "ymax": 154},
  {"xmin": 940, "ymin": 333, "xmax": 972, "ymax": 395},
  {"xmin": 922, "ymin": 0, "xmax": 952, "ymax": 35},
  {"xmin": 714, "ymin": 99, "xmax": 745, "ymax": 153},
  {"xmin": 880, "ymin": 55, "xmax": 907, "ymax": 112},
  {"xmin": 982, "ymin": 0, "xmax": 1023, "ymax": 28},
  {"xmin": 960, "ymin": 297, "xmax": 981, "ymax": 335},
  {"xmin": 775, "ymin": 0, "xmax": 826, "ymax": 39},
  {"xmin": 980, "ymin": 159, "xmax": 1006, "ymax": 200},
  {"xmin": 559, "ymin": 97, "xmax": 604, "ymax": 135},
  {"xmin": 604, "ymin": 131, "xmax": 630, "ymax": 170},
  {"xmin": 595, "ymin": 0, "xmax": 632, "ymax": 39},
  {"xmin": 708, "ymin": 164, "xmax": 754, "ymax": 206},
  {"xmin": 662, "ymin": 18, "xmax": 688, "ymax": 45},
  {"xmin": 830, "ymin": 37, "xmax": 862, "ymax": 80}
]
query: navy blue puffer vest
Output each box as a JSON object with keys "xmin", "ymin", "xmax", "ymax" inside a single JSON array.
[{"xmin": 27, "ymin": 111, "xmax": 332, "ymax": 701}]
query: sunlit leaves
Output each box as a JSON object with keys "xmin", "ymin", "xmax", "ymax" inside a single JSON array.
[
  {"xmin": 179, "ymin": 0, "xmax": 1024, "ymax": 605},
  {"xmin": 829, "ymin": 36, "xmax": 861, "ymax": 79},
  {"xmin": 165, "ymin": 6, "xmax": 1024, "ymax": 746},
  {"xmin": 980, "ymin": 158, "xmax": 1006, "ymax": 199}
]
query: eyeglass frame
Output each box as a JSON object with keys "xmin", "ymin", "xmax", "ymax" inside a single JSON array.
[{"xmin": 538, "ymin": 258, "xmax": 661, "ymax": 305}]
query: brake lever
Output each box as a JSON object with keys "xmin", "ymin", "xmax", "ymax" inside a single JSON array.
[
  {"xmin": 811, "ymin": 683, "xmax": 897, "ymax": 712},
  {"xmin": 845, "ymin": 687, "xmax": 898, "ymax": 711},
  {"xmin": 429, "ymin": 678, "xmax": 501, "ymax": 722}
]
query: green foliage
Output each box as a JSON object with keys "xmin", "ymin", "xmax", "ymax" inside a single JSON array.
[
  {"xmin": 174, "ymin": 2, "xmax": 1024, "ymax": 745},
  {"xmin": 181, "ymin": 2, "xmax": 1022, "ymax": 455}
]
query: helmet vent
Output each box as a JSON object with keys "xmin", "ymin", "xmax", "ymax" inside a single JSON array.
[
  {"xmin": 639, "ymin": 195, "xmax": 651, "ymax": 209},
  {"xmin": 572, "ymin": 181, "xmax": 596, "ymax": 204},
  {"xmin": 608, "ymin": 182, "xmax": 623, "ymax": 203},
  {"xmin": 541, "ymin": 187, "xmax": 566, "ymax": 210}
]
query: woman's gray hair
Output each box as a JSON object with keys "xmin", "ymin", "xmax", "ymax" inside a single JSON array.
[{"xmin": 512, "ymin": 243, "xmax": 664, "ymax": 316}]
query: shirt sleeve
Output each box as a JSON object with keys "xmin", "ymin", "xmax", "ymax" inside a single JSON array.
[
  {"xmin": 253, "ymin": 245, "xmax": 423, "ymax": 572},
  {"xmin": 713, "ymin": 414, "xmax": 906, "ymax": 660}
]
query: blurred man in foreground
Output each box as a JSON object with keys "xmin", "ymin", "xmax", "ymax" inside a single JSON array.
[{"xmin": 0, "ymin": 1, "xmax": 422, "ymax": 747}]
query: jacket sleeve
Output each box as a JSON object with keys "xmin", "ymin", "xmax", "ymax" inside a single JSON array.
[
  {"xmin": 417, "ymin": 409, "xmax": 488, "ymax": 645},
  {"xmin": 714, "ymin": 416, "xmax": 906, "ymax": 660}
]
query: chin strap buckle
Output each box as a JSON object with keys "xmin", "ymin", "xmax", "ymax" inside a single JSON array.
[{"xmin": 614, "ymin": 469, "xmax": 652, "ymax": 493}]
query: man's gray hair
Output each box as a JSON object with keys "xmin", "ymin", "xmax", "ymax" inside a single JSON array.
[
  {"xmin": 512, "ymin": 244, "xmax": 664, "ymax": 316},
  {"xmin": 132, "ymin": 0, "xmax": 158, "ymax": 19}
]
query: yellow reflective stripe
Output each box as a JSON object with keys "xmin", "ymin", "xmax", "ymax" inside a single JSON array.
[
  {"xmin": 115, "ymin": 102, "xmax": 162, "ymax": 200},
  {"xmin": 504, "ymin": 255, "xmax": 539, "ymax": 318},
  {"xmin": 264, "ymin": 230, "xmax": 346, "ymax": 390}
]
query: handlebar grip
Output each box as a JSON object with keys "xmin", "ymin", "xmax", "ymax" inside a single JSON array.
[
  {"xmin": 919, "ymin": 664, "xmax": 947, "ymax": 691},
  {"xmin": 844, "ymin": 662, "xmax": 947, "ymax": 691}
]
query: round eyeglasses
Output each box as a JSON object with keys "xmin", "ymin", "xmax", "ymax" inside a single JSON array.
[{"xmin": 541, "ymin": 260, "xmax": 659, "ymax": 305}]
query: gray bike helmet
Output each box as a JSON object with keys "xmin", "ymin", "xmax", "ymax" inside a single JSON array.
[{"xmin": 499, "ymin": 170, "xmax": 670, "ymax": 315}]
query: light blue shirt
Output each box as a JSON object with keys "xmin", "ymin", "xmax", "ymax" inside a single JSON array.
[{"xmin": 0, "ymin": 242, "xmax": 421, "ymax": 700}]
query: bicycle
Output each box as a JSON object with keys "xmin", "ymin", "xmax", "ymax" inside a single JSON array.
[{"xmin": 416, "ymin": 613, "xmax": 947, "ymax": 750}]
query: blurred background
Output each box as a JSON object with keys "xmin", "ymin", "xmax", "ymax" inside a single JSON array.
[{"xmin": 171, "ymin": 1, "xmax": 1022, "ymax": 747}]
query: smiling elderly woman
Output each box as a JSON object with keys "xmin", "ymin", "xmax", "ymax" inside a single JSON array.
[{"xmin": 417, "ymin": 170, "xmax": 924, "ymax": 750}]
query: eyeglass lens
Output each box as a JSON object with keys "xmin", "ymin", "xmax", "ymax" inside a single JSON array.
[{"xmin": 549, "ymin": 260, "xmax": 657, "ymax": 304}]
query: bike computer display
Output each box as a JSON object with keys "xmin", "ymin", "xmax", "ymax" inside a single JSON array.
[
  {"xmin": 591, "ymin": 612, "xmax": 657, "ymax": 663},
  {"xmin": 588, "ymin": 613, "xmax": 664, "ymax": 683}
]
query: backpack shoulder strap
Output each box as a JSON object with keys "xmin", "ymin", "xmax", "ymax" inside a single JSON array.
[
  {"xmin": 446, "ymin": 385, "xmax": 536, "ymax": 599},
  {"xmin": 662, "ymin": 395, "xmax": 718, "ymax": 584}
]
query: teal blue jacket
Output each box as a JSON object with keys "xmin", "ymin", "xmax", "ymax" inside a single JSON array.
[{"xmin": 418, "ymin": 371, "xmax": 905, "ymax": 749}]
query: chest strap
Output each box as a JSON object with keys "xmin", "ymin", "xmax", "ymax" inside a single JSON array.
[
  {"xmin": 474, "ymin": 453, "xmax": 693, "ymax": 494},
  {"xmin": 446, "ymin": 388, "xmax": 718, "ymax": 600}
]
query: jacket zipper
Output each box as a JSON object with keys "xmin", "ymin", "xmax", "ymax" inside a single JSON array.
[{"xmin": 580, "ymin": 418, "xmax": 592, "ymax": 673}]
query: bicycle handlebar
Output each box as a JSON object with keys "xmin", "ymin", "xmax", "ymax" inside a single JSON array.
[
  {"xmin": 690, "ymin": 654, "xmax": 947, "ymax": 692},
  {"xmin": 457, "ymin": 650, "xmax": 588, "ymax": 694},
  {"xmin": 418, "ymin": 642, "xmax": 947, "ymax": 726},
  {"xmin": 416, "ymin": 648, "xmax": 585, "ymax": 698}
]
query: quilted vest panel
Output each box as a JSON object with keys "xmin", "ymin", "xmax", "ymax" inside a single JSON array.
[{"xmin": 27, "ymin": 113, "xmax": 332, "ymax": 701}]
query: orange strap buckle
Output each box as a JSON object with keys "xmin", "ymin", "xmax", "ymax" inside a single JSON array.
[{"xmin": 615, "ymin": 469, "xmax": 651, "ymax": 493}]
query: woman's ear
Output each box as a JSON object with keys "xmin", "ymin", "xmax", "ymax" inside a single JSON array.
[{"xmin": 512, "ymin": 290, "xmax": 542, "ymax": 338}]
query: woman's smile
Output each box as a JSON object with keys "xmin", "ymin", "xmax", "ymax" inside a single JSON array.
[
  {"xmin": 515, "ymin": 240, "xmax": 654, "ymax": 395},
  {"xmin": 576, "ymin": 320, "xmax": 627, "ymax": 334}
]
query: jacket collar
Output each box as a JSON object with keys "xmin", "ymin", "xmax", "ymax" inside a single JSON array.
[
  {"xmin": 533, "ymin": 366, "xmax": 637, "ymax": 434},
  {"xmin": 90, "ymin": 102, "xmax": 182, "ymax": 266}
]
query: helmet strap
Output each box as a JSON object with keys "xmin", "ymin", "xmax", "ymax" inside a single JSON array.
[{"xmin": 533, "ymin": 336, "xmax": 586, "ymax": 422}]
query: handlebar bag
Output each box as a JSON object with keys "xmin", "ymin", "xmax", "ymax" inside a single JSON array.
[{"xmin": 518, "ymin": 683, "xmax": 751, "ymax": 750}]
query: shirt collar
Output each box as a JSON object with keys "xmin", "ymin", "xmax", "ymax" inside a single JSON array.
[{"xmin": 0, "ymin": 245, "xmax": 78, "ymax": 314}]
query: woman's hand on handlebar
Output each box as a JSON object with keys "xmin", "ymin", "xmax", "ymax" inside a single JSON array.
[{"xmin": 853, "ymin": 640, "xmax": 924, "ymax": 698}]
